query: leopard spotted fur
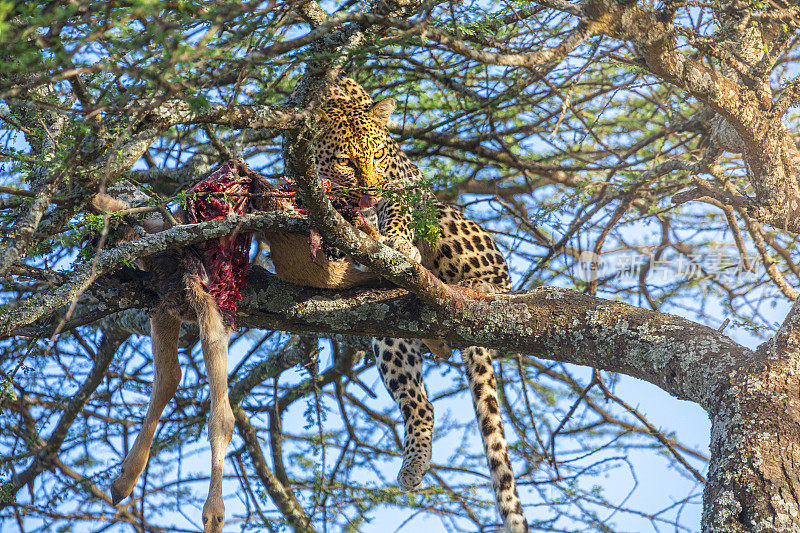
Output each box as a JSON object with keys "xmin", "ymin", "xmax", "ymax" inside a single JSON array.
[{"xmin": 313, "ymin": 78, "xmax": 528, "ymax": 533}]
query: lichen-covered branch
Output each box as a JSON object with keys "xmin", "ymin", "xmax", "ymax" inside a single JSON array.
[
  {"xmin": 702, "ymin": 298, "xmax": 800, "ymax": 532},
  {"xmin": 13, "ymin": 257, "xmax": 749, "ymax": 414},
  {"xmin": 143, "ymin": 101, "xmax": 307, "ymax": 130},
  {"xmin": 0, "ymin": 77, "xmax": 69, "ymax": 276},
  {"xmin": 236, "ymin": 266, "xmax": 749, "ymax": 411},
  {"xmin": 0, "ymin": 213, "xmax": 311, "ymax": 338},
  {"xmin": 578, "ymin": 0, "xmax": 800, "ymax": 232}
]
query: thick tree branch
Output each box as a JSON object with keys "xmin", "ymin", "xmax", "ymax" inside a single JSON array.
[
  {"xmin": 0, "ymin": 78, "xmax": 70, "ymax": 276},
  {"xmin": 235, "ymin": 266, "xmax": 749, "ymax": 411},
  {"xmin": 295, "ymin": 0, "xmax": 328, "ymax": 28},
  {"xmin": 0, "ymin": 212, "xmax": 311, "ymax": 338},
  {"xmin": 581, "ymin": 0, "xmax": 800, "ymax": 232},
  {"xmin": 702, "ymin": 298, "xmax": 800, "ymax": 532},
  {"xmin": 142, "ymin": 101, "xmax": 307, "ymax": 130},
  {"xmin": 10, "ymin": 258, "xmax": 748, "ymax": 414}
]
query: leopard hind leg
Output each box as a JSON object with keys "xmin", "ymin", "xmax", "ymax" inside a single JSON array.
[{"xmin": 372, "ymin": 337, "xmax": 433, "ymax": 491}]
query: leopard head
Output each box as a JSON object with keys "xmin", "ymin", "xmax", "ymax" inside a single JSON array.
[{"xmin": 314, "ymin": 78, "xmax": 395, "ymax": 208}]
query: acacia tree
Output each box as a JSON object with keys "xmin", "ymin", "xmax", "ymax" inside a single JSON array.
[{"xmin": 1, "ymin": 0, "xmax": 799, "ymax": 531}]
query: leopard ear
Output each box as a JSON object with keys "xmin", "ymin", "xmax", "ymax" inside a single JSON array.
[{"xmin": 369, "ymin": 98, "xmax": 395, "ymax": 126}]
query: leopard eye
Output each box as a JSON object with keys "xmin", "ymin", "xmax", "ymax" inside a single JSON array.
[
  {"xmin": 336, "ymin": 156, "xmax": 351, "ymax": 167},
  {"xmin": 373, "ymin": 147, "xmax": 386, "ymax": 161}
]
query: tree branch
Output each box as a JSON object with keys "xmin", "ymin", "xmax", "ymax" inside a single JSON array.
[
  {"xmin": 142, "ymin": 101, "xmax": 307, "ymax": 130},
  {"xmin": 581, "ymin": 0, "xmax": 800, "ymax": 232},
  {"xmin": 1, "ymin": 328, "xmax": 129, "ymax": 507},
  {"xmin": 236, "ymin": 266, "xmax": 750, "ymax": 410},
  {"xmin": 328, "ymin": 14, "xmax": 600, "ymax": 68},
  {"xmin": 0, "ymin": 212, "xmax": 311, "ymax": 338},
  {"xmin": 233, "ymin": 408, "xmax": 315, "ymax": 533}
]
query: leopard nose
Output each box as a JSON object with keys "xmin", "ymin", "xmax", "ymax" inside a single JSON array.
[{"xmin": 357, "ymin": 161, "xmax": 383, "ymax": 184}]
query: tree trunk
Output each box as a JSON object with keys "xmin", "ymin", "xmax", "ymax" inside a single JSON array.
[{"xmin": 704, "ymin": 305, "xmax": 800, "ymax": 532}]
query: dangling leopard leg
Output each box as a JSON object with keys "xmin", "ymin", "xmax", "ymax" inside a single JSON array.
[
  {"xmin": 373, "ymin": 337, "xmax": 433, "ymax": 491},
  {"xmin": 462, "ymin": 346, "xmax": 528, "ymax": 533}
]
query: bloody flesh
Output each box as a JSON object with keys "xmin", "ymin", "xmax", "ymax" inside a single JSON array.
[
  {"xmin": 182, "ymin": 161, "xmax": 370, "ymax": 327},
  {"xmin": 185, "ymin": 161, "xmax": 253, "ymax": 327}
]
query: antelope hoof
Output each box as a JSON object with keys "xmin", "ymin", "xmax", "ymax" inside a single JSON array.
[
  {"xmin": 110, "ymin": 471, "xmax": 133, "ymax": 506},
  {"xmin": 202, "ymin": 502, "xmax": 225, "ymax": 533},
  {"xmin": 110, "ymin": 452, "xmax": 149, "ymax": 506},
  {"xmin": 110, "ymin": 484, "xmax": 124, "ymax": 506},
  {"xmin": 422, "ymin": 338, "xmax": 452, "ymax": 362}
]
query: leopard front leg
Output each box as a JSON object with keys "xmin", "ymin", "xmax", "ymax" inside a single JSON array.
[
  {"xmin": 376, "ymin": 201, "xmax": 421, "ymax": 263},
  {"xmin": 379, "ymin": 234, "xmax": 421, "ymax": 263},
  {"xmin": 373, "ymin": 337, "xmax": 433, "ymax": 491}
]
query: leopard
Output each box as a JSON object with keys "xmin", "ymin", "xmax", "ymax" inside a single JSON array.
[{"xmin": 312, "ymin": 77, "xmax": 528, "ymax": 533}]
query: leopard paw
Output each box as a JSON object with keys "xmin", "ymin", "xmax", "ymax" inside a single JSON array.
[
  {"xmin": 380, "ymin": 236, "xmax": 421, "ymax": 263},
  {"xmin": 397, "ymin": 455, "xmax": 429, "ymax": 491}
]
